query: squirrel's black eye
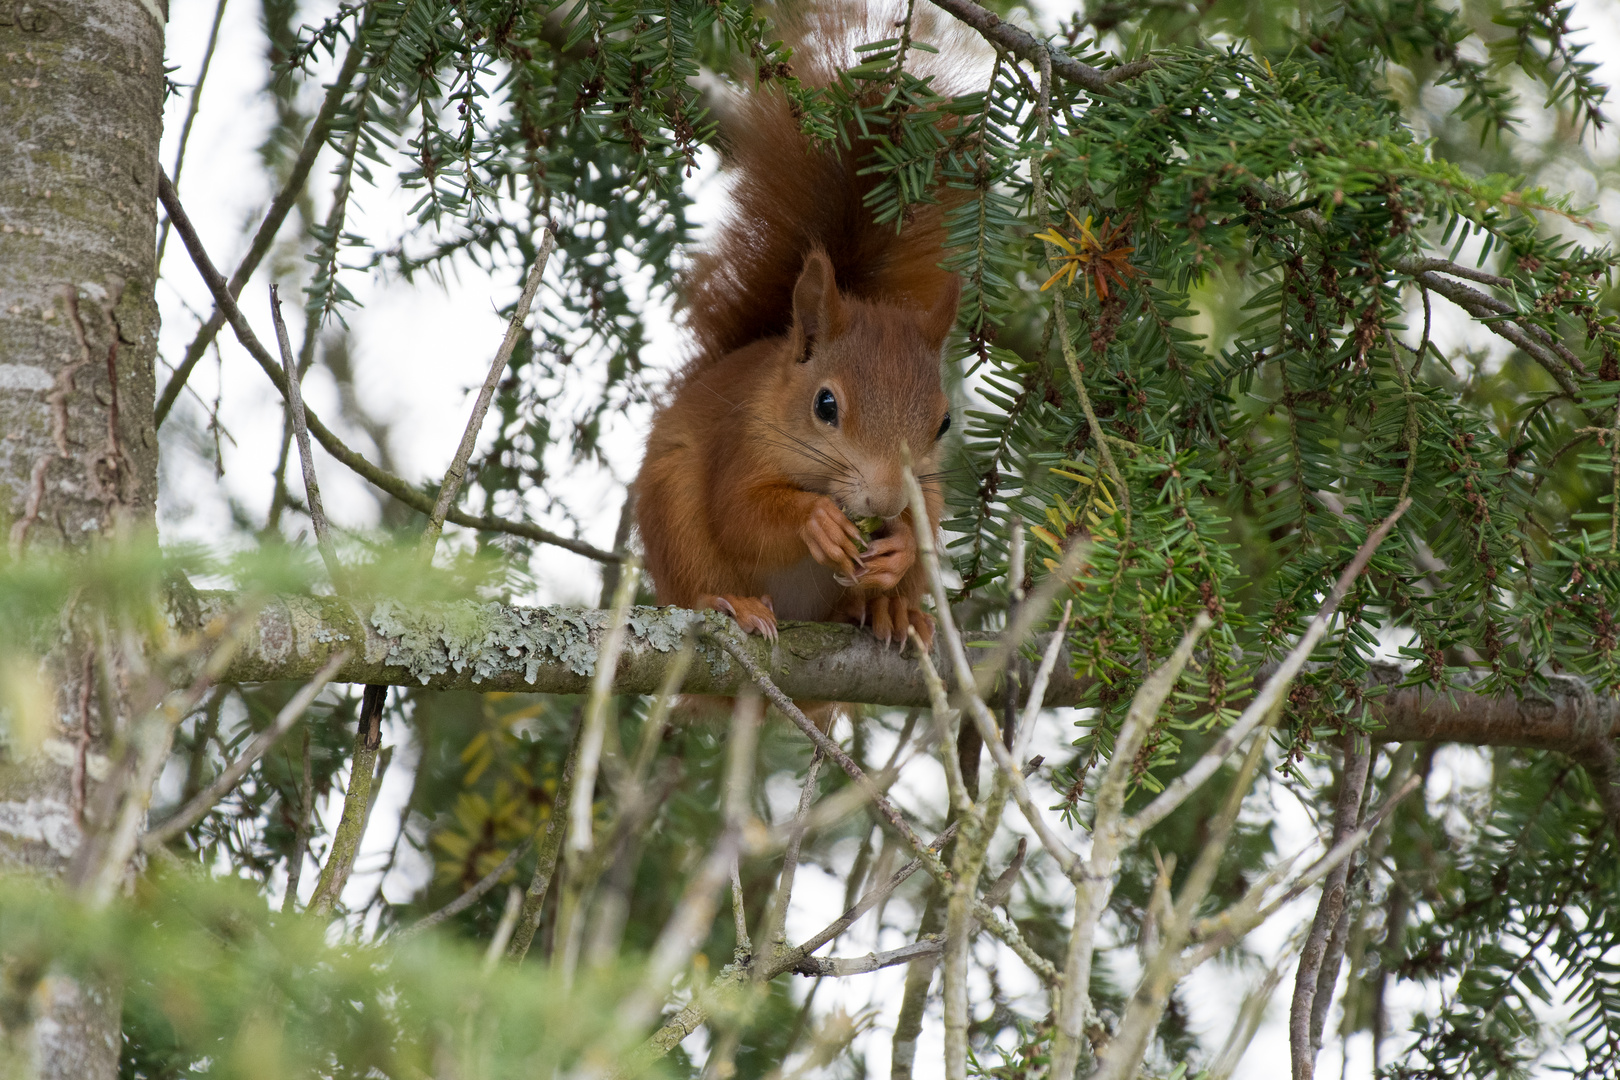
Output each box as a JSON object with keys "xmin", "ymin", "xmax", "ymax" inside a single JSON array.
[
  {"xmin": 814, "ymin": 388, "xmax": 838, "ymax": 426},
  {"xmin": 936, "ymin": 412, "xmax": 951, "ymax": 439}
]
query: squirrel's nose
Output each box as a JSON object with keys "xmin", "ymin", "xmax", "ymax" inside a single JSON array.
[{"xmin": 852, "ymin": 489, "xmax": 906, "ymax": 521}]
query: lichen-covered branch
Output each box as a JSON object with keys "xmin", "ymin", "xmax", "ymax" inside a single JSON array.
[{"xmin": 189, "ymin": 592, "xmax": 1620, "ymax": 750}]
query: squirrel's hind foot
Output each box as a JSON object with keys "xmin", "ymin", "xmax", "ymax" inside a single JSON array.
[
  {"xmin": 833, "ymin": 594, "xmax": 935, "ymax": 652},
  {"xmin": 705, "ymin": 594, "xmax": 778, "ymax": 641}
]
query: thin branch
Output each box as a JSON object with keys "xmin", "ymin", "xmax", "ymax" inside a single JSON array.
[
  {"xmin": 903, "ymin": 468, "xmax": 1083, "ymax": 878},
  {"xmin": 155, "ymin": 35, "xmax": 367, "ymax": 427},
  {"xmin": 1124, "ymin": 499, "xmax": 1411, "ymax": 840},
  {"xmin": 714, "ymin": 630, "xmax": 1056, "ymax": 986},
  {"xmin": 269, "ymin": 284, "xmax": 342, "ymax": 585},
  {"xmin": 1411, "ymin": 270, "xmax": 1586, "ymax": 396},
  {"xmin": 308, "ymin": 684, "xmax": 388, "ymax": 916},
  {"xmin": 142, "ymin": 651, "xmax": 346, "ymax": 849},
  {"xmin": 788, "ymin": 938, "xmax": 943, "ymax": 977},
  {"xmin": 1291, "ymin": 737, "xmax": 1372, "ymax": 1080},
  {"xmin": 1093, "ymin": 705, "xmax": 1274, "ymax": 1080},
  {"xmin": 570, "ymin": 560, "xmax": 641, "ymax": 857},
  {"xmin": 72, "ymin": 611, "xmax": 257, "ymax": 907},
  {"xmin": 482, "ymin": 886, "xmax": 523, "ymax": 974},
  {"xmin": 419, "ymin": 230, "xmax": 556, "ymax": 562},
  {"xmin": 612, "ymin": 693, "xmax": 761, "ymax": 1035},
  {"xmin": 155, "ymin": 0, "xmax": 229, "ymax": 267},
  {"xmin": 912, "ymin": 632, "xmax": 973, "ymax": 815},
  {"xmin": 1186, "ymin": 773, "xmax": 1425, "ymax": 965},
  {"xmin": 1013, "ymin": 601, "xmax": 1071, "ymax": 766},
  {"xmin": 506, "ymin": 721, "xmax": 583, "ymax": 961},
  {"xmin": 787, "ymin": 822, "xmax": 959, "ymax": 962},
  {"xmin": 715, "ymin": 632, "xmax": 928, "ymax": 856},
  {"xmin": 1398, "ymin": 256, "xmax": 1512, "ymax": 290},
  {"xmin": 730, "ymin": 858, "xmax": 751, "ymax": 956},
  {"xmin": 156, "ymin": 169, "xmax": 622, "ymax": 563},
  {"xmin": 282, "ymin": 727, "xmax": 313, "ymax": 914},
  {"xmin": 627, "ymin": 636, "xmax": 694, "ymax": 786},
  {"xmin": 399, "ymin": 834, "xmax": 536, "ymax": 941},
  {"xmin": 762, "ymin": 750, "xmax": 825, "ymax": 953},
  {"xmin": 1048, "ymin": 614, "xmax": 1212, "ymax": 1080},
  {"xmin": 924, "ymin": 0, "xmax": 1155, "ymax": 93},
  {"xmin": 1209, "ymin": 951, "xmax": 1294, "ymax": 1080}
]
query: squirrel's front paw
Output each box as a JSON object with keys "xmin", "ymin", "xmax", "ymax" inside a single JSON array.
[
  {"xmin": 852, "ymin": 529, "xmax": 916, "ymax": 591},
  {"xmin": 705, "ymin": 594, "xmax": 778, "ymax": 641},
  {"xmin": 800, "ymin": 496, "xmax": 865, "ymax": 579}
]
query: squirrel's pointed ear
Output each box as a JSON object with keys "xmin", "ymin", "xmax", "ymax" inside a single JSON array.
[
  {"xmin": 792, "ymin": 249, "xmax": 845, "ymax": 355},
  {"xmin": 921, "ymin": 275, "xmax": 961, "ymax": 349}
]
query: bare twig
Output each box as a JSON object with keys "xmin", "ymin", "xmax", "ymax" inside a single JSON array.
[
  {"xmin": 788, "ymin": 938, "xmax": 944, "ymax": 977},
  {"xmin": 1125, "ymin": 499, "xmax": 1412, "ymax": 840},
  {"xmin": 1186, "ymin": 772, "xmax": 1425, "ymax": 965},
  {"xmin": 400, "ymin": 834, "xmax": 536, "ymax": 940},
  {"xmin": 1012, "ymin": 601, "xmax": 1071, "ymax": 766},
  {"xmin": 1094, "ymin": 706, "xmax": 1273, "ymax": 1080},
  {"xmin": 924, "ymin": 0, "xmax": 1155, "ymax": 92},
  {"xmin": 269, "ymin": 284, "xmax": 342, "ymax": 585},
  {"xmin": 762, "ymin": 750, "xmax": 826, "ymax": 953},
  {"xmin": 156, "ymin": 170, "xmax": 622, "ymax": 563},
  {"xmin": 155, "ymin": 0, "xmax": 229, "ymax": 267},
  {"xmin": 307, "ymin": 684, "xmax": 388, "ymax": 916},
  {"xmin": 730, "ymin": 858, "xmax": 751, "ymax": 955},
  {"xmin": 155, "ymin": 36, "xmax": 367, "ymax": 426},
  {"xmin": 570, "ymin": 560, "xmax": 641, "ymax": 856},
  {"xmin": 714, "ymin": 631, "xmax": 1056, "ymax": 984},
  {"xmin": 628, "ymin": 637, "xmax": 694, "ymax": 785},
  {"xmin": 282, "ymin": 727, "xmax": 314, "ymax": 914},
  {"xmin": 1209, "ymin": 951, "xmax": 1294, "ymax": 1080},
  {"xmin": 419, "ymin": 230, "xmax": 556, "ymax": 562},
  {"xmin": 714, "ymin": 633, "xmax": 928, "ymax": 856},
  {"xmin": 912, "ymin": 632, "xmax": 973, "ymax": 814},
  {"xmin": 72, "ymin": 613, "xmax": 255, "ymax": 907},
  {"xmin": 789, "ymin": 822, "xmax": 959, "ymax": 961},
  {"xmin": 903, "ymin": 469, "xmax": 1083, "ymax": 877},
  {"xmin": 143, "ymin": 651, "xmax": 346, "ymax": 849},
  {"xmin": 612, "ymin": 692, "xmax": 761, "ymax": 1035},
  {"xmin": 1049, "ymin": 615, "xmax": 1211, "ymax": 1079},
  {"xmin": 1290, "ymin": 737, "xmax": 1372, "ymax": 1080},
  {"xmin": 483, "ymin": 886, "xmax": 524, "ymax": 973},
  {"xmin": 507, "ymin": 721, "xmax": 584, "ymax": 962}
]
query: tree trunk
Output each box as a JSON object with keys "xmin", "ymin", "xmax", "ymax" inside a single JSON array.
[{"xmin": 0, "ymin": 0, "xmax": 165, "ymax": 1075}]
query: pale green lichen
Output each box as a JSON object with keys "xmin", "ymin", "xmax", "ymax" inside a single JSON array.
[{"xmin": 370, "ymin": 601, "xmax": 703, "ymax": 685}]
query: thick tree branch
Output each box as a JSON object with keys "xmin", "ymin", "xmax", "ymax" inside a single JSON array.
[{"xmin": 189, "ymin": 592, "xmax": 1620, "ymax": 750}]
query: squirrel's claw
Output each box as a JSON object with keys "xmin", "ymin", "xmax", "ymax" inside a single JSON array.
[
  {"xmin": 856, "ymin": 532, "xmax": 916, "ymax": 593},
  {"xmin": 869, "ymin": 596, "xmax": 935, "ymax": 653},
  {"xmin": 801, "ymin": 497, "xmax": 865, "ymax": 579},
  {"xmin": 705, "ymin": 594, "xmax": 778, "ymax": 641}
]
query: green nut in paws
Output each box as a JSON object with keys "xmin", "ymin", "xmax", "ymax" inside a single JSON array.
[{"xmin": 855, "ymin": 516, "xmax": 885, "ymax": 551}]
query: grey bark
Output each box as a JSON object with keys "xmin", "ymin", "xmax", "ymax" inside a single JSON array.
[
  {"xmin": 0, "ymin": 0, "xmax": 165, "ymax": 1076},
  {"xmin": 188, "ymin": 593, "xmax": 1620, "ymax": 751}
]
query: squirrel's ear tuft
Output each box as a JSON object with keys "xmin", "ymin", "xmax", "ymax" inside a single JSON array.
[
  {"xmin": 792, "ymin": 249, "xmax": 846, "ymax": 356},
  {"xmin": 921, "ymin": 275, "xmax": 961, "ymax": 350}
]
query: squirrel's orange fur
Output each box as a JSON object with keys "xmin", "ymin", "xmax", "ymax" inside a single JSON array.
[{"xmin": 634, "ymin": 6, "xmax": 977, "ymax": 649}]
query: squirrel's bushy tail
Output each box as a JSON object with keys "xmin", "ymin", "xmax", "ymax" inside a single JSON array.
[{"xmin": 681, "ymin": 3, "xmax": 984, "ymax": 370}]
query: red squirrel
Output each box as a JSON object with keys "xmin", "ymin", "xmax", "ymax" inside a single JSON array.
[{"xmin": 633, "ymin": 10, "xmax": 970, "ymax": 651}]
